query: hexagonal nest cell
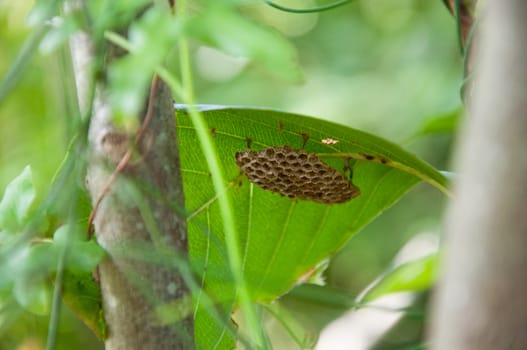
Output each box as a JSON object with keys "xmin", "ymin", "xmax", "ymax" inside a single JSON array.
[{"xmin": 235, "ymin": 145, "xmax": 360, "ymax": 204}]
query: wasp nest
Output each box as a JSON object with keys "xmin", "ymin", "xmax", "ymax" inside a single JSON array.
[{"xmin": 235, "ymin": 145, "xmax": 360, "ymax": 204}]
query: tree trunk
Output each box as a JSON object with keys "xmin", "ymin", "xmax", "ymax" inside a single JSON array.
[
  {"xmin": 430, "ymin": 1, "xmax": 527, "ymax": 349},
  {"xmin": 70, "ymin": 14, "xmax": 193, "ymax": 350}
]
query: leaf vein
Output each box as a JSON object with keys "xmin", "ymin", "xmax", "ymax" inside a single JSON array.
[
  {"xmin": 299, "ymin": 206, "xmax": 331, "ymax": 267},
  {"xmin": 186, "ymin": 181, "xmax": 237, "ymax": 221},
  {"xmin": 255, "ymin": 202, "xmax": 296, "ymax": 293},
  {"xmin": 193, "ymin": 208, "xmax": 212, "ymax": 318},
  {"xmin": 241, "ymin": 183, "xmax": 254, "ymax": 273}
]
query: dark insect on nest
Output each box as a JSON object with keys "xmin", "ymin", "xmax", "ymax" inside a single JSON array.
[{"xmin": 235, "ymin": 145, "xmax": 360, "ymax": 204}]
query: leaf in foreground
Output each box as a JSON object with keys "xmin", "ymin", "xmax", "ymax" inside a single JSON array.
[{"xmin": 175, "ymin": 107, "xmax": 448, "ymax": 349}]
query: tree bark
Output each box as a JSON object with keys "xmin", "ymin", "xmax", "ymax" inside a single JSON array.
[
  {"xmin": 71, "ymin": 14, "xmax": 193, "ymax": 350},
  {"xmin": 430, "ymin": 1, "xmax": 527, "ymax": 349}
]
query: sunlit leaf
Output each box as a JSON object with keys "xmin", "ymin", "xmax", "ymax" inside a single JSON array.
[
  {"xmin": 417, "ymin": 109, "xmax": 462, "ymax": 136},
  {"xmin": 186, "ymin": 8, "xmax": 302, "ymax": 82},
  {"xmin": 88, "ymin": 0, "xmax": 152, "ymax": 35},
  {"xmin": 26, "ymin": 0, "xmax": 58, "ymax": 27},
  {"xmin": 109, "ymin": 7, "xmax": 181, "ymax": 119},
  {"xmin": 0, "ymin": 244, "xmax": 55, "ymax": 317},
  {"xmin": 13, "ymin": 275, "xmax": 51, "ymax": 316},
  {"xmin": 40, "ymin": 15, "xmax": 81, "ymax": 54},
  {"xmin": 0, "ymin": 166, "xmax": 36, "ymax": 233},
  {"xmin": 68, "ymin": 239, "xmax": 106, "ymax": 272},
  {"xmin": 265, "ymin": 301, "xmax": 318, "ymax": 349},
  {"xmin": 54, "ymin": 225, "xmax": 106, "ymax": 273},
  {"xmin": 7, "ymin": 243, "xmax": 55, "ymax": 315},
  {"xmin": 176, "ymin": 106, "xmax": 448, "ymax": 348},
  {"xmin": 361, "ymin": 253, "xmax": 439, "ymax": 303},
  {"xmin": 20, "ymin": 242, "xmax": 57, "ymax": 275}
]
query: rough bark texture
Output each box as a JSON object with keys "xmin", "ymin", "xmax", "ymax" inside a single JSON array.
[
  {"xmin": 430, "ymin": 1, "xmax": 527, "ymax": 349},
  {"xmin": 71, "ymin": 24, "xmax": 193, "ymax": 350}
]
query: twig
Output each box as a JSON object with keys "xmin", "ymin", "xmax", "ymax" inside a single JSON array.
[{"xmin": 88, "ymin": 75, "xmax": 160, "ymax": 236}]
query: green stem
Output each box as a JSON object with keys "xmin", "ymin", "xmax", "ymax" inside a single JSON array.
[
  {"xmin": 103, "ymin": 31, "xmax": 186, "ymax": 99},
  {"xmin": 176, "ymin": 36, "xmax": 267, "ymax": 349},
  {"xmin": 104, "ymin": 30, "xmax": 133, "ymax": 51},
  {"xmin": 454, "ymin": 0, "xmax": 464, "ymax": 54},
  {"xmin": 175, "ymin": 1, "xmax": 266, "ymax": 347},
  {"xmin": 264, "ymin": 0, "xmax": 354, "ymax": 14},
  {"xmin": 46, "ymin": 237, "xmax": 68, "ymax": 350}
]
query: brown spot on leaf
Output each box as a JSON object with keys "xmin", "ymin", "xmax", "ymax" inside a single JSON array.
[
  {"xmin": 300, "ymin": 132, "xmax": 309, "ymax": 148},
  {"xmin": 279, "ymin": 121, "xmax": 285, "ymax": 135}
]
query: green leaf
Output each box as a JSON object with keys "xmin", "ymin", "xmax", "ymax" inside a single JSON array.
[
  {"xmin": 265, "ymin": 301, "xmax": 318, "ymax": 348},
  {"xmin": 68, "ymin": 239, "xmax": 106, "ymax": 272},
  {"xmin": 26, "ymin": 0, "xmax": 59, "ymax": 27},
  {"xmin": 109, "ymin": 7, "xmax": 181, "ymax": 119},
  {"xmin": 7, "ymin": 243, "xmax": 55, "ymax": 315},
  {"xmin": 88, "ymin": 0, "xmax": 152, "ymax": 35},
  {"xmin": 176, "ymin": 107, "xmax": 448, "ymax": 348},
  {"xmin": 2, "ymin": 224, "xmax": 104, "ymax": 320},
  {"xmin": 54, "ymin": 224, "xmax": 106, "ymax": 272},
  {"xmin": 20, "ymin": 242, "xmax": 58, "ymax": 275},
  {"xmin": 0, "ymin": 269, "xmax": 10, "ymax": 294},
  {"xmin": 40, "ymin": 14, "xmax": 81, "ymax": 54},
  {"xmin": 62, "ymin": 271, "xmax": 107, "ymax": 340},
  {"xmin": 0, "ymin": 166, "xmax": 36, "ymax": 233},
  {"xmin": 288, "ymin": 283, "xmax": 355, "ymax": 309},
  {"xmin": 13, "ymin": 275, "xmax": 52, "ymax": 316},
  {"xmin": 0, "ymin": 242, "xmax": 54, "ymax": 308},
  {"xmin": 361, "ymin": 253, "xmax": 439, "ymax": 303},
  {"xmin": 417, "ymin": 109, "xmax": 462, "ymax": 136},
  {"xmin": 186, "ymin": 8, "xmax": 302, "ymax": 82}
]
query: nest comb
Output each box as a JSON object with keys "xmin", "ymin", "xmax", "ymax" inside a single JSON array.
[{"xmin": 235, "ymin": 145, "xmax": 360, "ymax": 204}]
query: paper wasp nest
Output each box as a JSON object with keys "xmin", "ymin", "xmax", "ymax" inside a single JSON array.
[{"xmin": 235, "ymin": 145, "xmax": 360, "ymax": 204}]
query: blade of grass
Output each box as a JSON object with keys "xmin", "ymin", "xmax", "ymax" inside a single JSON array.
[
  {"xmin": 175, "ymin": 11, "xmax": 267, "ymax": 346},
  {"xmin": 0, "ymin": 0, "xmax": 63, "ymax": 104},
  {"xmin": 45, "ymin": 227, "xmax": 68, "ymax": 350}
]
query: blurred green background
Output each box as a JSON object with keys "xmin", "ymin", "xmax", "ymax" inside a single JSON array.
[{"xmin": 0, "ymin": 0, "xmax": 460, "ymax": 348}]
